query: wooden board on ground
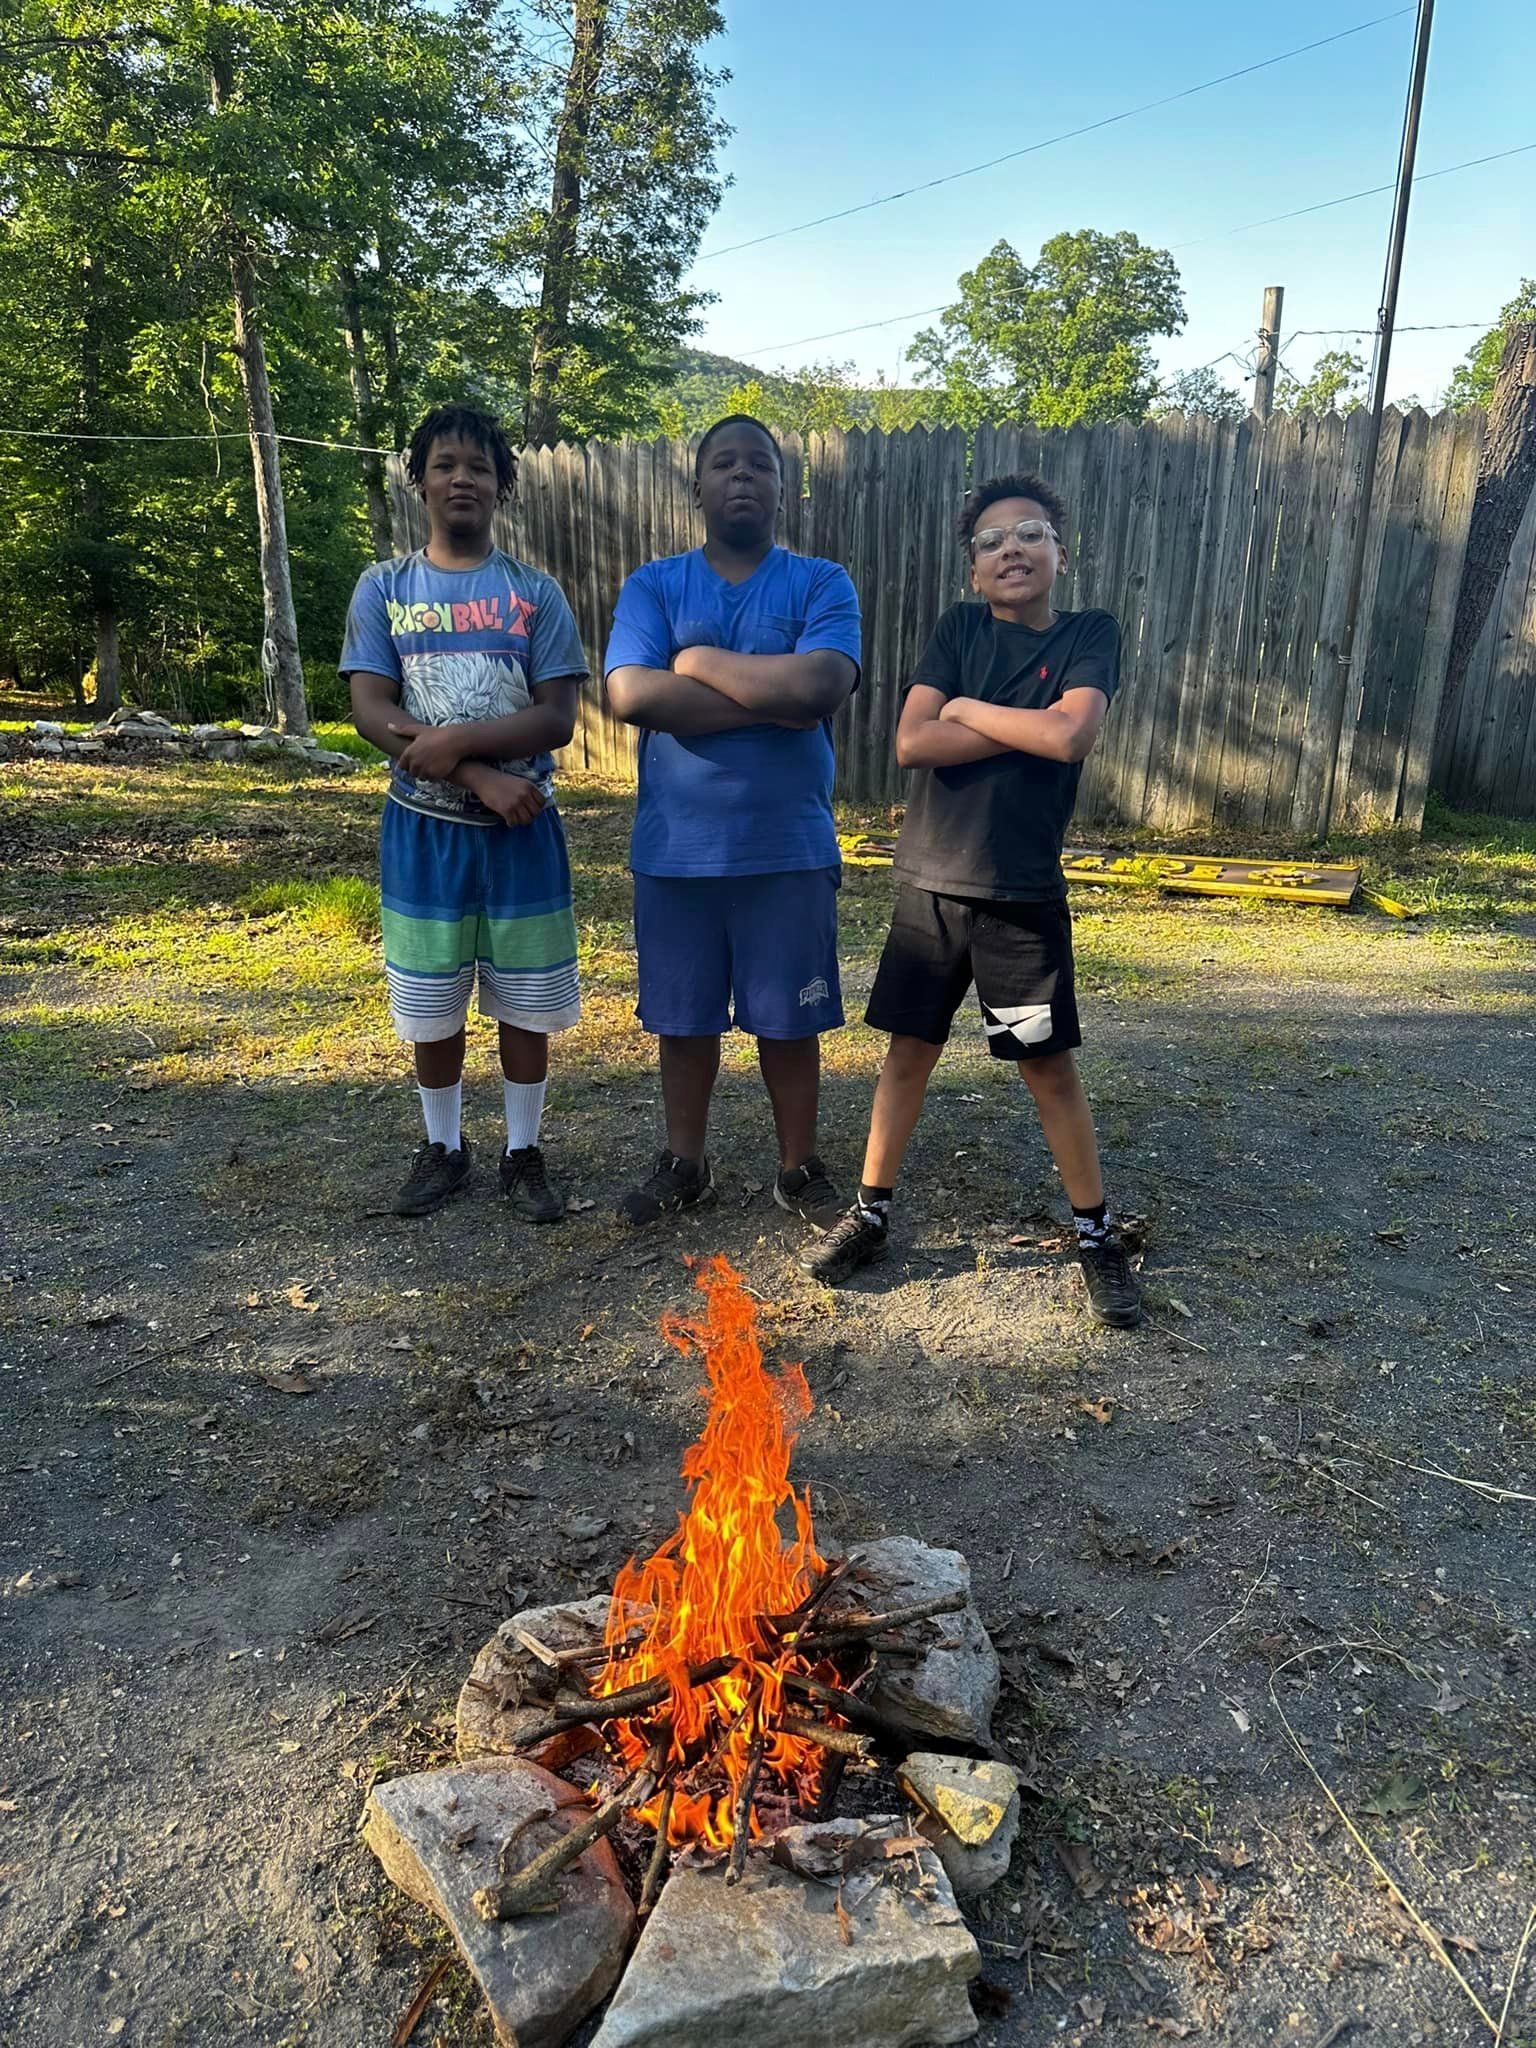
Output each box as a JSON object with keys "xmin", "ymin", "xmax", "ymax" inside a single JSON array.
[{"xmin": 1061, "ymin": 847, "xmax": 1360, "ymax": 906}]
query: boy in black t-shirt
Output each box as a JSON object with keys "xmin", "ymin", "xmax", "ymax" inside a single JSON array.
[{"xmin": 802, "ymin": 472, "xmax": 1142, "ymax": 1327}]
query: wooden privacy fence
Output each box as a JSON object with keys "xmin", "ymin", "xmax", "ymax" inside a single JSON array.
[
  {"xmin": 1431, "ymin": 477, "xmax": 1536, "ymax": 818},
  {"xmin": 388, "ymin": 405, "xmax": 1488, "ymax": 834}
]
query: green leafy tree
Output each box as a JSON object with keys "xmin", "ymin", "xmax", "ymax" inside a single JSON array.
[
  {"xmin": 1276, "ymin": 348, "xmax": 1366, "ymax": 416},
  {"xmin": 1445, "ymin": 280, "xmax": 1536, "ymax": 410},
  {"xmin": 909, "ymin": 229, "xmax": 1185, "ymax": 430},
  {"xmin": 1154, "ymin": 364, "xmax": 1245, "ymax": 422}
]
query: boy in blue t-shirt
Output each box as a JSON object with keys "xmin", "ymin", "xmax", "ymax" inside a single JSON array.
[
  {"xmin": 604, "ymin": 414, "xmax": 862, "ymax": 1231},
  {"xmin": 340, "ymin": 405, "xmax": 587, "ymax": 1222}
]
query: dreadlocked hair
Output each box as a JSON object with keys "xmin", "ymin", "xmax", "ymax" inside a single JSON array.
[
  {"xmin": 956, "ymin": 473, "xmax": 1067, "ymax": 548},
  {"xmin": 406, "ymin": 405, "xmax": 518, "ymax": 502}
]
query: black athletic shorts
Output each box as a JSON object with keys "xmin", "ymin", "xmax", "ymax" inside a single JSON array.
[{"xmin": 865, "ymin": 885, "xmax": 1081, "ymax": 1060}]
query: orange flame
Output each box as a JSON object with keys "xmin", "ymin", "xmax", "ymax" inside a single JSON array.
[{"xmin": 599, "ymin": 1257, "xmax": 823, "ymax": 1849}]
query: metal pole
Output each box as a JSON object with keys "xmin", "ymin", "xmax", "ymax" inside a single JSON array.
[
  {"xmin": 1253, "ymin": 285, "xmax": 1285, "ymax": 422},
  {"xmin": 1319, "ymin": 0, "xmax": 1435, "ymax": 836}
]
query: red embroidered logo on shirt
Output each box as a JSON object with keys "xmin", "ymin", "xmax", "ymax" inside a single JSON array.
[{"xmin": 1039, "ymin": 666, "xmax": 1050, "ymax": 680}]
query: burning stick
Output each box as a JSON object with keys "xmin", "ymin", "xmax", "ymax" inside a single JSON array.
[
  {"xmin": 779, "ymin": 1713, "xmax": 875, "ymax": 1758},
  {"xmin": 638, "ymin": 1783, "xmax": 675, "ymax": 1918},
  {"xmin": 793, "ymin": 1590, "xmax": 967, "ymax": 1657},
  {"xmin": 514, "ymin": 1655, "xmax": 738, "ymax": 1748},
  {"xmin": 725, "ymin": 1734, "xmax": 767, "ymax": 1887},
  {"xmin": 474, "ymin": 1744, "xmax": 666, "ymax": 1922}
]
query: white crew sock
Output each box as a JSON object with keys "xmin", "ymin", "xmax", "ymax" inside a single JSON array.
[
  {"xmin": 418, "ymin": 1081, "xmax": 462, "ymax": 1153},
  {"xmin": 504, "ymin": 1078, "xmax": 547, "ymax": 1154}
]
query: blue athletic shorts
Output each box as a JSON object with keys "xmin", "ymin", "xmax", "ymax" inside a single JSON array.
[
  {"xmin": 632, "ymin": 869, "xmax": 844, "ymax": 1040},
  {"xmin": 379, "ymin": 800, "xmax": 581, "ymax": 1043}
]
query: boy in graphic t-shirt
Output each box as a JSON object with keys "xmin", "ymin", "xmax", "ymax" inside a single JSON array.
[
  {"xmin": 340, "ymin": 405, "xmax": 586, "ymax": 1221},
  {"xmin": 604, "ymin": 414, "xmax": 863, "ymax": 1230},
  {"xmin": 802, "ymin": 472, "xmax": 1143, "ymax": 1329}
]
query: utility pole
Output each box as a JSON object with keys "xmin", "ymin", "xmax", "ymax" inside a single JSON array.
[
  {"xmin": 1319, "ymin": 0, "xmax": 1434, "ymax": 834},
  {"xmin": 1253, "ymin": 285, "xmax": 1284, "ymax": 421}
]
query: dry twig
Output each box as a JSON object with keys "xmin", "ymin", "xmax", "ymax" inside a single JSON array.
[
  {"xmin": 1268, "ymin": 1642, "xmax": 1500, "ymax": 2037},
  {"xmin": 1495, "ymin": 1903, "xmax": 1536, "ymax": 2046},
  {"xmin": 1331, "ymin": 1433, "xmax": 1536, "ymax": 1508}
]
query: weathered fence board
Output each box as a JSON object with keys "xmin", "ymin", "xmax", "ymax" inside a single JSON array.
[{"xmin": 387, "ymin": 402, "xmax": 1514, "ymax": 832}]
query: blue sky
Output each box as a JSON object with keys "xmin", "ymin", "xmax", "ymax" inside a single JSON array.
[{"xmin": 688, "ymin": 0, "xmax": 1535, "ymax": 407}]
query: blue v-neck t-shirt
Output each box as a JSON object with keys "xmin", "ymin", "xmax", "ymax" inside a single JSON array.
[{"xmin": 604, "ymin": 546, "xmax": 862, "ymax": 877}]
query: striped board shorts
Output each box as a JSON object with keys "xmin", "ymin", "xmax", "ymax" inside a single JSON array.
[{"xmin": 378, "ymin": 799, "xmax": 581, "ymax": 1042}]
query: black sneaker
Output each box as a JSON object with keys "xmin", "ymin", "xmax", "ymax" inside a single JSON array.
[
  {"xmin": 618, "ymin": 1151, "xmax": 718, "ymax": 1227},
  {"xmin": 1078, "ymin": 1230, "xmax": 1144, "ymax": 1328},
  {"xmin": 774, "ymin": 1155, "xmax": 844, "ymax": 1231},
  {"xmin": 499, "ymin": 1144, "xmax": 565, "ymax": 1224},
  {"xmin": 799, "ymin": 1203, "xmax": 889, "ymax": 1284},
  {"xmin": 394, "ymin": 1138, "xmax": 472, "ymax": 1217}
]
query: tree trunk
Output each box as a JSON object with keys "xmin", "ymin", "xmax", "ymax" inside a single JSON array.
[
  {"xmin": 339, "ymin": 261, "xmax": 395, "ymax": 559},
  {"xmin": 211, "ymin": 46, "xmax": 307, "ymax": 734},
  {"xmin": 375, "ymin": 238, "xmax": 406, "ymax": 445},
  {"xmin": 524, "ymin": 0, "xmax": 608, "ymax": 447},
  {"xmin": 1436, "ymin": 322, "xmax": 1536, "ymax": 756},
  {"xmin": 227, "ymin": 244, "xmax": 309, "ymax": 733},
  {"xmin": 79, "ymin": 253, "xmax": 122, "ymax": 714}
]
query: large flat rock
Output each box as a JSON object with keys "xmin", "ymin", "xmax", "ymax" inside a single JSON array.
[
  {"xmin": 456, "ymin": 1596, "xmax": 614, "ymax": 1760},
  {"xmin": 898, "ymin": 1755, "xmax": 1021, "ymax": 1897},
  {"xmin": 590, "ymin": 1819, "xmax": 979, "ymax": 2048},
  {"xmin": 366, "ymin": 1760, "xmax": 633, "ymax": 2048},
  {"xmin": 851, "ymin": 1538, "xmax": 1000, "ymax": 1747}
]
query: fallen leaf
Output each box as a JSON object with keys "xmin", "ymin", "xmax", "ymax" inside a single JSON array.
[
  {"xmin": 1227, "ymin": 1705, "xmax": 1251, "ymax": 1736},
  {"xmin": 1429, "ymin": 1679, "xmax": 1472, "ymax": 1717},
  {"xmin": 578, "ymin": 1323, "xmax": 596, "ymax": 1341},
  {"xmin": 1360, "ymin": 1769, "xmax": 1426, "ymax": 1818},
  {"xmin": 1077, "ymin": 1397, "xmax": 1118, "ymax": 1426},
  {"xmin": 567, "ymin": 1196, "xmax": 596, "ymax": 1213},
  {"xmin": 1443, "ymin": 1932, "xmax": 1482, "ymax": 1955},
  {"xmin": 285, "ymin": 1283, "xmax": 320, "ymax": 1313},
  {"xmin": 1056, "ymin": 1838, "xmax": 1106, "ymax": 1897},
  {"xmin": 559, "ymin": 1510, "xmax": 610, "ymax": 1541},
  {"xmin": 262, "ymin": 1370, "xmax": 318, "ymax": 1396},
  {"xmin": 834, "ymin": 1886, "xmax": 853, "ymax": 1946},
  {"xmin": 1216, "ymin": 1844, "xmax": 1254, "ymax": 1869},
  {"xmin": 1077, "ymin": 1993, "xmax": 1107, "ymax": 2026},
  {"xmin": 1166, "ymin": 1297, "xmax": 1194, "ymax": 1319}
]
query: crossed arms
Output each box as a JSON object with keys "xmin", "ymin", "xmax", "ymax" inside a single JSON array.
[
  {"xmin": 350, "ymin": 670, "xmax": 581, "ymax": 826},
  {"xmin": 895, "ymin": 683, "xmax": 1110, "ymax": 770},
  {"xmin": 606, "ymin": 645, "xmax": 857, "ymax": 736}
]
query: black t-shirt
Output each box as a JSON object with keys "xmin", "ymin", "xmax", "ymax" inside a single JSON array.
[{"xmin": 893, "ymin": 603, "xmax": 1121, "ymax": 902}]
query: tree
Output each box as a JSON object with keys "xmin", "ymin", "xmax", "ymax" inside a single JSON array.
[
  {"xmin": 1435, "ymin": 321, "xmax": 1536, "ymax": 759},
  {"xmin": 909, "ymin": 230, "xmax": 1186, "ymax": 430},
  {"xmin": 1154, "ymin": 364, "xmax": 1245, "ymax": 422},
  {"xmin": 512, "ymin": 0, "xmax": 729, "ymax": 444},
  {"xmin": 1445, "ymin": 280, "xmax": 1536, "ymax": 410},
  {"xmin": 1276, "ymin": 348, "xmax": 1366, "ymax": 416}
]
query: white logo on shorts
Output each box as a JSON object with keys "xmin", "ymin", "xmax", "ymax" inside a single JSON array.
[{"xmin": 799, "ymin": 976, "xmax": 830, "ymax": 1007}]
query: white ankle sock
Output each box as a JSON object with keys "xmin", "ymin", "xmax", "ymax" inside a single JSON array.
[
  {"xmin": 504, "ymin": 1078, "xmax": 547, "ymax": 1153},
  {"xmin": 418, "ymin": 1081, "xmax": 462, "ymax": 1152}
]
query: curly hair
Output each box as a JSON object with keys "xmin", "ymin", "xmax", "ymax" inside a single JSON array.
[
  {"xmin": 957, "ymin": 473, "xmax": 1067, "ymax": 549},
  {"xmin": 406, "ymin": 404, "xmax": 518, "ymax": 503}
]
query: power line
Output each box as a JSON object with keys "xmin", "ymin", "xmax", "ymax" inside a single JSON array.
[
  {"xmin": 696, "ymin": 8, "xmax": 1412, "ymax": 262},
  {"xmin": 0, "ymin": 428, "xmax": 396, "ymax": 453},
  {"xmin": 1171, "ymin": 137, "xmax": 1536, "ymax": 245},
  {"xmin": 730, "ymin": 140, "xmax": 1530, "ymax": 359}
]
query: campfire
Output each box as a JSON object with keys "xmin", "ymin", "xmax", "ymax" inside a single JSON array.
[{"xmin": 471, "ymin": 1257, "xmax": 967, "ymax": 1922}]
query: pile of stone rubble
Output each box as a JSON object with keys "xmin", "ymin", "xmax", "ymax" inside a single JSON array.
[
  {"xmin": 7, "ymin": 706, "xmax": 357, "ymax": 771},
  {"xmin": 367, "ymin": 1538, "xmax": 1023, "ymax": 2048}
]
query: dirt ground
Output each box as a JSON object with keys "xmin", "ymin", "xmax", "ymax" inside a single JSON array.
[{"xmin": 2, "ymin": 746, "xmax": 1534, "ymax": 2048}]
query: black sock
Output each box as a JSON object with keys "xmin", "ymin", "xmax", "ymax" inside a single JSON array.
[
  {"xmin": 857, "ymin": 1183, "xmax": 893, "ymax": 1224},
  {"xmin": 1072, "ymin": 1200, "xmax": 1111, "ymax": 1246}
]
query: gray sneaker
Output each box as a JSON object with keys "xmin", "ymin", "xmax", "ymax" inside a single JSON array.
[
  {"xmin": 774, "ymin": 1155, "xmax": 844, "ymax": 1231},
  {"xmin": 799, "ymin": 1203, "xmax": 890, "ymax": 1284},
  {"xmin": 394, "ymin": 1139, "xmax": 472, "ymax": 1217}
]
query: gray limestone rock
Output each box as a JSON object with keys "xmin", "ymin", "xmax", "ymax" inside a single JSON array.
[
  {"xmin": 591, "ymin": 1819, "xmax": 979, "ymax": 2048},
  {"xmin": 366, "ymin": 1759, "xmax": 633, "ymax": 2048},
  {"xmin": 308, "ymin": 747, "xmax": 357, "ymax": 771},
  {"xmin": 457, "ymin": 1596, "xmax": 614, "ymax": 1760},
  {"xmin": 899, "ymin": 1755, "xmax": 1021, "ymax": 1897},
  {"xmin": 851, "ymin": 1537, "xmax": 1000, "ymax": 1746}
]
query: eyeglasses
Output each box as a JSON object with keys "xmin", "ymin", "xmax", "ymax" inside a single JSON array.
[{"xmin": 972, "ymin": 519, "xmax": 1058, "ymax": 555}]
